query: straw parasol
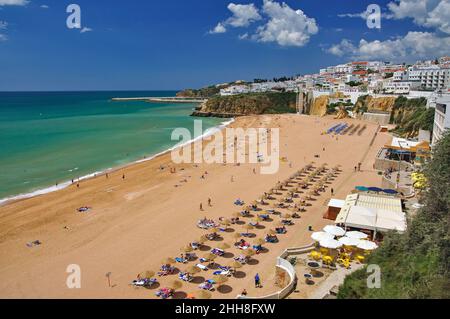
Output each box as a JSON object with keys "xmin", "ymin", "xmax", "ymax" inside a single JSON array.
[
  {"xmin": 140, "ymin": 270, "xmax": 155, "ymax": 279},
  {"xmin": 196, "ymin": 290, "xmax": 212, "ymax": 299},
  {"xmin": 233, "ymin": 232, "xmax": 242, "ymax": 240},
  {"xmin": 169, "ymin": 280, "xmax": 183, "ymax": 290},
  {"xmin": 213, "ymin": 275, "xmax": 228, "ymax": 286},
  {"xmin": 204, "ymin": 253, "xmax": 218, "ymax": 261},
  {"xmin": 233, "ymin": 212, "xmax": 242, "ymax": 218},
  {"xmin": 198, "ymin": 235, "xmax": 209, "ymax": 243},
  {"xmin": 217, "ymin": 242, "xmax": 230, "ymax": 250},
  {"xmin": 345, "ymin": 231, "xmax": 369, "ymax": 240},
  {"xmin": 323, "ymin": 225, "xmax": 346, "ymax": 237},
  {"xmin": 311, "ymin": 231, "xmax": 334, "ymax": 242},
  {"xmin": 267, "ymin": 229, "xmax": 277, "ymax": 235},
  {"xmin": 243, "ymin": 224, "xmax": 254, "ymax": 231},
  {"xmin": 254, "ymin": 238, "xmax": 265, "ymax": 246},
  {"xmin": 209, "ymin": 227, "xmax": 219, "ymax": 234},
  {"xmin": 185, "ymin": 265, "xmax": 201, "ymax": 275},
  {"xmin": 242, "ymin": 249, "xmax": 255, "ymax": 257},
  {"xmin": 281, "ymin": 213, "xmax": 291, "ymax": 219},
  {"xmin": 219, "ymin": 219, "xmax": 231, "ymax": 226},
  {"xmin": 161, "ymin": 257, "xmax": 175, "ymax": 265},
  {"xmin": 181, "ymin": 246, "xmax": 193, "ymax": 253},
  {"xmin": 228, "ymin": 260, "xmax": 243, "ymax": 270}
]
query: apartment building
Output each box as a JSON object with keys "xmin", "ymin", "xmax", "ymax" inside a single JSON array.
[{"xmin": 432, "ymin": 95, "xmax": 450, "ymax": 145}]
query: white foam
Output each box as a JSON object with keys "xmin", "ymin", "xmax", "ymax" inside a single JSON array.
[{"xmin": 0, "ymin": 119, "xmax": 236, "ymax": 206}]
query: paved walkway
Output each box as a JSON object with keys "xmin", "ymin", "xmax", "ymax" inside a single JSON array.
[{"xmin": 309, "ymin": 263, "xmax": 365, "ymax": 299}]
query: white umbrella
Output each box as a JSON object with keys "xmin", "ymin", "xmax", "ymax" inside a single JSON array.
[
  {"xmin": 338, "ymin": 236, "xmax": 361, "ymax": 246},
  {"xmin": 357, "ymin": 241, "xmax": 378, "ymax": 250},
  {"xmin": 323, "ymin": 225, "xmax": 346, "ymax": 237},
  {"xmin": 319, "ymin": 238, "xmax": 343, "ymax": 249},
  {"xmin": 345, "ymin": 231, "xmax": 369, "ymax": 240},
  {"xmin": 311, "ymin": 231, "xmax": 334, "ymax": 242}
]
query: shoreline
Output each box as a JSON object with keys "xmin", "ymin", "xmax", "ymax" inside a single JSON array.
[{"xmin": 0, "ymin": 118, "xmax": 235, "ymax": 207}]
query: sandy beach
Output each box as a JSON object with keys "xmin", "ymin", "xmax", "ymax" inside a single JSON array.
[{"xmin": 0, "ymin": 114, "xmax": 391, "ymax": 299}]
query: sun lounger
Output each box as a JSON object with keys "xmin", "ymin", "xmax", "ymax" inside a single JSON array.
[
  {"xmin": 196, "ymin": 263, "xmax": 209, "ymax": 271},
  {"xmin": 175, "ymin": 257, "xmax": 187, "ymax": 263},
  {"xmin": 199, "ymin": 282, "xmax": 214, "ymax": 291}
]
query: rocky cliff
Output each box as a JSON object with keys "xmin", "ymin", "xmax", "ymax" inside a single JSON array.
[{"xmin": 191, "ymin": 92, "xmax": 297, "ymax": 117}]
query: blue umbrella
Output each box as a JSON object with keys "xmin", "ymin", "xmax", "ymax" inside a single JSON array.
[
  {"xmin": 355, "ymin": 186, "xmax": 368, "ymax": 192},
  {"xmin": 383, "ymin": 189, "xmax": 398, "ymax": 194},
  {"xmin": 368, "ymin": 187, "xmax": 382, "ymax": 192}
]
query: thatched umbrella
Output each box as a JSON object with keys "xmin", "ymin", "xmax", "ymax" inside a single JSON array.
[
  {"xmin": 185, "ymin": 265, "xmax": 201, "ymax": 275},
  {"xmin": 267, "ymin": 229, "xmax": 277, "ymax": 235},
  {"xmin": 242, "ymin": 249, "xmax": 255, "ymax": 257},
  {"xmin": 204, "ymin": 253, "xmax": 218, "ymax": 261},
  {"xmin": 140, "ymin": 270, "xmax": 155, "ymax": 279},
  {"xmin": 196, "ymin": 290, "xmax": 212, "ymax": 299},
  {"xmin": 161, "ymin": 257, "xmax": 175, "ymax": 265},
  {"xmin": 276, "ymin": 221, "xmax": 285, "ymax": 228},
  {"xmin": 228, "ymin": 260, "xmax": 243, "ymax": 271},
  {"xmin": 281, "ymin": 213, "xmax": 291, "ymax": 219},
  {"xmin": 219, "ymin": 219, "xmax": 231, "ymax": 226},
  {"xmin": 233, "ymin": 212, "xmax": 242, "ymax": 218},
  {"xmin": 181, "ymin": 246, "xmax": 193, "ymax": 253},
  {"xmin": 243, "ymin": 224, "xmax": 254, "ymax": 232},
  {"xmin": 254, "ymin": 238, "xmax": 265, "ymax": 246},
  {"xmin": 209, "ymin": 227, "xmax": 219, "ymax": 234},
  {"xmin": 198, "ymin": 235, "xmax": 209, "ymax": 243},
  {"xmin": 169, "ymin": 280, "xmax": 183, "ymax": 291},
  {"xmin": 213, "ymin": 274, "xmax": 228, "ymax": 287},
  {"xmin": 218, "ymin": 242, "xmax": 230, "ymax": 250},
  {"xmin": 233, "ymin": 232, "xmax": 242, "ymax": 240}
]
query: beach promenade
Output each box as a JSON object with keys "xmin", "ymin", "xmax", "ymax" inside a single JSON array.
[{"xmin": 0, "ymin": 114, "xmax": 390, "ymax": 298}]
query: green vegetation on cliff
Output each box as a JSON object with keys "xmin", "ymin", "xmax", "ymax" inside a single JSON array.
[
  {"xmin": 338, "ymin": 131, "xmax": 450, "ymax": 299},
  {"xmin": 198, "ymin": 92, "xmax": 297, "ymax": 115},
  {"xmin": 390, "ymin": 97, "xmax": 435, "ymax": 137},
  {"xmin": 177, "ymin": 86, "xmax": 221, "ymax": 98}
]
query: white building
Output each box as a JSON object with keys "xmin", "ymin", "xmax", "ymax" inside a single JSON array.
[
  {"xmin": 408, "ymin": 66, "xmax": 450, "ymax": 90},
  {"xmin": 383, "ymin": 81, "xmax": 419, "ymax": 94},
  {"xmin": 432, "ymin": 95, "xmax": 450, "ymax": 145}
]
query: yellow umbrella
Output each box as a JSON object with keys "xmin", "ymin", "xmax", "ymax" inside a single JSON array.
[
  {"xmin": 281, "ymin": 213, "xmax": 291, "ymax": 219},
  {"xmin": 233, "ymin": 233, "xmax": 242, "ymax": 240},
  {"xmin": 267, "ymin": 229, "xmax": 277, "ymax": 235},
  {"xmin": 220, "ymin": 219, "xmax": 231, "ymax": 226},
  {"xmin": 243, "ymin": 224, "xmax": 254, "ymax": 231},
  {"xmin": 209, "ymin": 227, "xmax": 219, "ymax": 233}
]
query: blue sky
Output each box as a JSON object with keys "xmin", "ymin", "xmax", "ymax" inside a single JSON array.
[{"xmin": 0, "ymin": 0, "xmax": 448, "ymax": 91}]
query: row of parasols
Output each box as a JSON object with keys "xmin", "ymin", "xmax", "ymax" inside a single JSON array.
[{"xmin": 311, "ymin": 225, "xmax": 379, "ymax": 251}]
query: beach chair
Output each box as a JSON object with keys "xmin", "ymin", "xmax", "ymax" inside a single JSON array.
[
  {"xmin": 196, "ymin": 263, "xmax": 209, "ymax": 271},
  {"xmin": 199, "ymin": 282, "xmax": 214, "ymax": 291},
  {"xmin": 175, "ymin": 257, "xmax": 187, "ymax": 264}
]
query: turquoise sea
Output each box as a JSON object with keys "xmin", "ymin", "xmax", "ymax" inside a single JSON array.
[{"xmin": 0, "ymin": 91, "xmax": 224, "ymax": 202}]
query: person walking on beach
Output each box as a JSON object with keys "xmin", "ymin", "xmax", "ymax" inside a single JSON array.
[
  {"xmin": 255, "ymin": 273, "xmax": 261, "ymax": 288},
  {"xmin": 331, "ymin": 188, "xmax": 334, "ymax": 196},
  {"xmin": 208, "ymin": 198, "xmax": 212, "ymax": 207},
  {"xmin": 122, "ymin": 174, "xmax": 125, "ymax": 180},
  {"xmin": 200, "ymin": 203, "xmax": 203, "ymax": 211}
]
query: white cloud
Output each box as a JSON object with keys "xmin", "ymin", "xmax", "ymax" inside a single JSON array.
[
  {"xmin": 0, "ymin": 21, "xmax": 7, "ymax": 29},
  {"xmin": 238, "ymin": 32, "xmax": 249, "ymax": 40},
  {"xmin": 388, "ymin": 0, "xmax": 450, "ymax": 34},
  {"xmin": 0, "ymin": 33, "xmax": 7, "ymax": 41},
  {"xmin": 209, "ymin": 22, "xmax": 227, "ymax": 34},
  {"xmin": 80, "ymin": 27, "xmax": 93, "ymax": 33},
  {"xmin": 209, "ymin": 3, "xmax": 261, "ymax": 34},
  {"xmin": 40, "ymin": 4, "xmax": 49, "ymax": 9},
  {"xmin": 252, "ymin": 0, "xmax": 318, "ymax": 47},
  {"xmin": 226, "ymin": 3, "xmax": 261, "ymax": 27},
  {"xmin": 0, "ymin": 0, "xmax": 28, "ymax": 6},
  {"xmin": 327, "ymin": 32, "xmax": 450, "ymax": 61}
]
